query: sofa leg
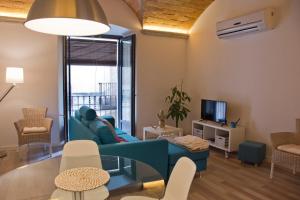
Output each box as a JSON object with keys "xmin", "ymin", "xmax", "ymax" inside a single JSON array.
[{"xmin": 270, "ymin": 162, "xmax": 274, "ymax": 179}]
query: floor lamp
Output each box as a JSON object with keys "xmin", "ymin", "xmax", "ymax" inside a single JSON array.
[{"xmin": 0, "ymin": 67, "xmax": 24, "ymax": 158}]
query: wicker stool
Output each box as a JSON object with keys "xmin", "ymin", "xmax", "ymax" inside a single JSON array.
[{"xmin": 238, "ymin": 140, "xmax": 266, "ymax": 166}]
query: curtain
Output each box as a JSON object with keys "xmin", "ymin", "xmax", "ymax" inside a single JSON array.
[{"xmin": 69, "ymin": 39, "xmax": 118, "ymax": 66}]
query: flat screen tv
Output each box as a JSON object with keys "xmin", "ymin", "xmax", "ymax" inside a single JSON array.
[{"xmin": 201, "ymin": 99, "xmax": 227, "ymax": 123}]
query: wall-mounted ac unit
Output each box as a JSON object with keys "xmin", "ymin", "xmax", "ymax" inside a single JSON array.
[{"xmin": 216, "ymin": 8, "xmax": 276, "ymax": 39}]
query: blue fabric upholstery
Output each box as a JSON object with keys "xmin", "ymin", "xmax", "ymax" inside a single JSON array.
[
  {"xmin": 238, "ymin": 140, "xmax": 266, "ymax": 164},
  {"xmin": 89, "ymin": 120, "xmax": 117, "ymax": 144},
  {"xmin": 168, "ymin": 143, "xmax": 209, "ymax": 175},
  {"xmin": 168, "ymin": 143, "xmax": 209, "ymax": 164},
  {"xmin": 79, "ymin": 106, "xmax": 97, "ymax": 121},
  {"xmin": 115, "ymin": 128, "xmax": 127, "ymax": 135},
  {"xmin": 74, "ymin": 110, "xmax": 81, "ymax": 121},
  {"xmin": 101, "ymin": 116, "xmax": 115, "ymax": 128},
  {"xmin": 118, "ymin": 134, "xmax": 140, "ymax": 142},
  {"xmin": 80, "ymin": 118, "xmax": 91, "ymax": 127},
  {"xmin": 69, "ymin": 117, "xmax": 101, "ymax": 144},
  {"xmin": 69, "ymin": 107, "xmax": 210, "ymax": 180},
  {"xmin": 100, "ymin": 140, "xmax": 169, "ymax": 180}
]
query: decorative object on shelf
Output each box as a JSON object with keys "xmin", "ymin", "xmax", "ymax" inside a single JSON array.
[
  {"xmin": 143, "ymin": 125, "xmax": 183, "ymax": 141},
  {"xmin": 24, "ymin": 0, "xmax": 110, "ymax": 36},
  {"xmin": 157, "ymin": 110, "xmax": 167, "ymax": 128},
  {"xmin": 230, "ymin": 118, "xmax": 240, "ymax": 128},
  {"xmin": 0, "ymin": 67, "xmax": 24, "ymax": 102},
  {"xmin": 165, "ymin": 82, "xmax": 191, "ymax": 127}
]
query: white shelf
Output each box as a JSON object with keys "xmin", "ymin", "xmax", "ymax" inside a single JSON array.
[{"xmin": 192, "ymin": 120, "xmax": 245, "ymax": 158}]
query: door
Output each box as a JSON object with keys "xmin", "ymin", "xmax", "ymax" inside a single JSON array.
[{"xmin": 119, "ymin": 35, "xmax": 136, "ymax": 135}]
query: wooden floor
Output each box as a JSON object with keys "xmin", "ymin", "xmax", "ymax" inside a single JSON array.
[
  {"xmin": 188, "ymin": 151, "xmax": 300, "ymax": 200},
  {"xmin": 1, "ymin": 148, "xmax": 299, "ymax": 200},
  {"xmin": 0, "ymin": 144, "xmax": 62, "ymax": 175}
]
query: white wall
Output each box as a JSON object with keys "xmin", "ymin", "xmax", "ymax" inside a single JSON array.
[
  {"xmin": 0, "ymin": 0, "xmax": 187, "ymax": 147},
  {"xmin": 184, "ymin": 0, "xmax": 300, "ymax": 155},
  {"xmin": 100, "ymin": 0, "xmax": 187, "ymax": 137},
  {"xmin": 0, "ymin": 22, "xmax": 60, "ymax": 147}
]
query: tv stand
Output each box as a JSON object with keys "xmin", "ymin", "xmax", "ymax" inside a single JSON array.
[{"xmin": 192, "ymin": 120, "xmax": 245, "ymax": 158}]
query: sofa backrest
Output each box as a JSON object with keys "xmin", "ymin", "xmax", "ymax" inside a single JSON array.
[{"xmin": 100, "ymin": 139, "xmax": 169, "ymax": 180}]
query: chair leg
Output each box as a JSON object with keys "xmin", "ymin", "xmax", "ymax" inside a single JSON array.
[
  {"xmin": 293, "ymin": 165, "xmax": 296, "ymax": 175},
  {"xmin": 26, "ymin": 144, "xmax": 30, "ymax": 161},
  {"xmin": 49, "ymin": 143, "xmax": 53, "ymax": 157},
  {"xmin": 270, "ymin": 162, "xmax": 274, "ymax": 179}
]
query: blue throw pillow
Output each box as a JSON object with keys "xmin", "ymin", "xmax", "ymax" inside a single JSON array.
[
  {"xmin": 79, "ymin": 106, "xmax": 97, "ymax": 121},
  {"xmin": 89, "ymin": 120, "xmax": 117, "ymax": 144}
]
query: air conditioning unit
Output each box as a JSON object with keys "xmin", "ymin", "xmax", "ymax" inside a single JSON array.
[{"xmin": 216, "ymin": 8, "xmax": 276, "ymax": 39}]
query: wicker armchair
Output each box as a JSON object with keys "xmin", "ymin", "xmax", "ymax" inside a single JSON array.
[
  {"xmin": 14, "ymin": 107, "xmax": 53, "ymax": 156},
  {"xmin": 270, "ymin": 132, "xmax": 300, "ymax": 178}
]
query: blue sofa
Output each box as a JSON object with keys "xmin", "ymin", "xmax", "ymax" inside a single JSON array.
[{"xmin": 69, "ymin": 106, "xmax": 209, "ymax": 180}]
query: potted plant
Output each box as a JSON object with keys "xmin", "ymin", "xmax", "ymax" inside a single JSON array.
[{"xmin": 165, "ymin": 83, "xmax": 191, "ymax": 127}]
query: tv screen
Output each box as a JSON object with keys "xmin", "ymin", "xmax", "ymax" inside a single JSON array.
[{"xmin": 201, "ymin": 99, "xmax": 227, "ymax": 123}]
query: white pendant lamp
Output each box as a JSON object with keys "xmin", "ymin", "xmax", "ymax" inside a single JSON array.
[{"xmin": 24, "ymin": 0, "xmax": 110, "ymax": 36}]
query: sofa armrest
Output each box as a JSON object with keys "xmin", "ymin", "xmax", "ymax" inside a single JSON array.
[
  {"xmin": 14, "ymin": 119, "xmax": 25, "ymax": 134},
  {"xmin": 43, "ymin": 118, "xmax": 53, "ymax": 132},
  {"xmin": 99, "ymin": 139, "xmax": 169, "ymax": 180},
  {"xmin": 69, "ymin": 116, "xmax": 101, "ymax": 144}
]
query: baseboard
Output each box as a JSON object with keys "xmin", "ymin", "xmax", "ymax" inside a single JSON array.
[
  {"xmin": 0, "ymin": 145, "xmax": 18, "ymax": 151},
  {"xmin": 0, "ymin": 141, "xmax": 64, "ymax": 151}
]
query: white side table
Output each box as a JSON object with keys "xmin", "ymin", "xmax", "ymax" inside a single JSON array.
[{"xmin": 143, "ymin": 125, "xmax": 183, "ymax": 140}]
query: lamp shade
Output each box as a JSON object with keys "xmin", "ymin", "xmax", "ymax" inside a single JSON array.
[
  {"xmin": 6, "ymin": 67, "xmax": 24, "ymax": 84},
  {"xmin": 24, "ymin": 0, "xmax": 110, "ymax": 36}
]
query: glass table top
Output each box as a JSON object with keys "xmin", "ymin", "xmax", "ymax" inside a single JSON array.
[{"xmin": 0, "ymin": 155, "xmax": 164, "ymax": 200}]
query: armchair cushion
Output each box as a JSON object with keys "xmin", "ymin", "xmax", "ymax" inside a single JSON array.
[
  {"xmin": 277, "ymin": 144, "xmax": 300, "ymax": 155},
  {"xmin": 23, "ymin": 127, "xmax": 48, "ymax": 134}
]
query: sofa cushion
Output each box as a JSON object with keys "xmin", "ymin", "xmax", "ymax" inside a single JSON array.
[
  {"xmin": 89, "ymin": 120, "xmax": 117, "ymax": 144},
  {"xmin": 74, "ymin": 110, "xmax": 81, "ymax": 121},
  {"xmin": 81, "ymin": 118, "xmax": 90, "ymax": 127},
  {"xmin": 168, "ymin": 143, "xmax": 209, "ymax": 165},
  {"xmin": 79, "ymin": 106, "xmax": 97, "ymax": 121},
  {"xmin": 101, "ymin": 116, "xmax": 115, "ymax": 128},
  {"xmin": 115, "ymin": 128, "xmax": 127, "ymax": 135},
  {"xmin": 118, "ymin": 134, "xmax": 139, "ymax": 142}
]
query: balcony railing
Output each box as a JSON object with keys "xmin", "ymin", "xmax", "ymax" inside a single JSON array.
[{"xmin": 71, "ymin": 83, "xmax": 117, "ymax": 118}]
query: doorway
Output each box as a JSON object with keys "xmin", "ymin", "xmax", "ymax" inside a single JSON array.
[{"xmin": 63, "ymin": 32, "xmax": 135, "ymax": 138}]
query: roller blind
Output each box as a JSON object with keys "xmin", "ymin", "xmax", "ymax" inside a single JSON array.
[{"xmin": 69, "ymin": 39, "xmax": 118, "ymax": 66}]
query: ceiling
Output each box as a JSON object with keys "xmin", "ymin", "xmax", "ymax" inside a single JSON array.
[{"xmin": 0, "ymin": 0, "xmax": 214, "ymax": 36}]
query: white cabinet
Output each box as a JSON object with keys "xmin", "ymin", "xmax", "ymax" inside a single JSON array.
[{"xmin": 192, "ymin": 120, "xmax": 245, "ymax": 158}]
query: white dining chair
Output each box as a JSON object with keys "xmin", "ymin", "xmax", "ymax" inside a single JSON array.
[
  {"xmin": 59, "ymin": 140, "xmax": 102, "ymax": 172},
  {"xmin": 51, "ymin": 140, "xmax": 109, "ymax": 200},
  {"xmin": 121, "ymin": 157, "xmax": 196, "ymax": 200}
]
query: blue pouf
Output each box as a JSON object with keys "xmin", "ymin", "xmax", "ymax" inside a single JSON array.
[{"xmin": 238, "ymin": 140, "xmax": 266, "ymax": 166}]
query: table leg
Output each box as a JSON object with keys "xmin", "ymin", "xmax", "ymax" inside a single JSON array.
[
  {"xmin": 73, "ymin": 191, "xmax": 84, "ymax": 200},
  {"xmin": 143, "ymin": 129, "xmax": 146, "ymax": 141}
]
